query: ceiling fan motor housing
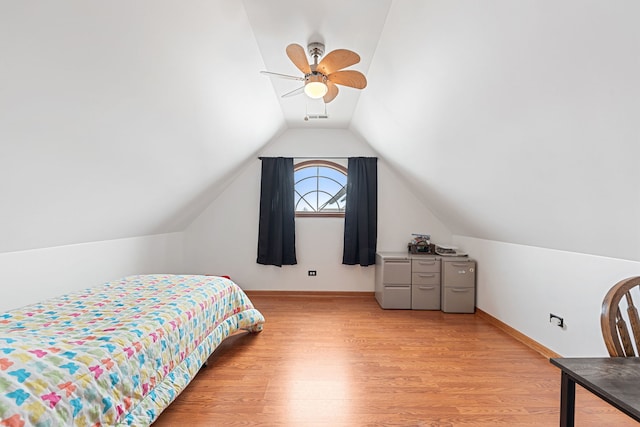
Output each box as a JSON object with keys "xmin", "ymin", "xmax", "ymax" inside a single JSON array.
[{"xmin": 305, "ymin": 71, "xmax": 327, "ymax": 84}]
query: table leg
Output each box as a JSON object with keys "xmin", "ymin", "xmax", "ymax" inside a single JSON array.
[{"xmin": 560, "ymin": 371, "xmax": 576, "ymax": 427}]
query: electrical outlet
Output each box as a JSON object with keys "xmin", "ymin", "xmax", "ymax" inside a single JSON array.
[
  {"xmin": 308, "ymin": 270, "xmax": 317, "ymax": 277},
  {"xmin": 550, "ymin": 313, "xmax": 564, "ymax": 328}
]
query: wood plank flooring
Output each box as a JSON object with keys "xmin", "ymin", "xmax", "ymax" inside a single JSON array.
[{"xmin": 153, "ymin": 295, "xmax": 636, "ymax": 426}]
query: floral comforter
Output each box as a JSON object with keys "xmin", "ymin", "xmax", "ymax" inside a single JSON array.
[{"xmin": 0, "ymin": 274, "xmax": 264, "ymax": 426}]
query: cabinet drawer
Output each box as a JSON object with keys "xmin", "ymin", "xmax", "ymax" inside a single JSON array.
[
  {"xmin": 412, "ymin": 272, "xmax": 440, "ymax": 286},
  {"xmin": 412, "ymin": 284, "xmax": 440, "ymax": 310},
  {"xmin": 382, "ymin": 260, "xmax": 411, "ymax": 284},
  {"xmin": 378, "ymin": 285, "xmax": 411, "ymax": 309},
  {"xmin": 412, "ymin": 258, "xmax": 440, "ymax": 273},
  {"xmin": 442, "ymin": 261, "xmax": 475, "ymax": 287},
  {"xmin": 441, "ymin": 287, "xmax": 475, "ymax": 313}
]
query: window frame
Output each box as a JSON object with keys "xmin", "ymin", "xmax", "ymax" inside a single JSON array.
[{"xmin": 294, "ymin": 160, "xmax": 348, "ymax": 218}]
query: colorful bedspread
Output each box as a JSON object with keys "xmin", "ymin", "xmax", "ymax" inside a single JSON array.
[{"xmin": 0, "ymin": 274, "xmax": 264, "ymax": 426}]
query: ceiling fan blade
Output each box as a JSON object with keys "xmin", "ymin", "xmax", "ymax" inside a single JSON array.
[
  {"xmin": 286, "ymin": 44, "xmax": 311, "ymax": 74},
  {"xmin": 281, "ymin": 86, "xmax": 305, "ymax": 98},
  {"xmin": 323, "ymin": 80, "xmax": 339, "ymax": 103},
  {"xmin": 328, "ymin": 70, "xmax": 367, "ymax": 89},
  {"xmin": 260, "ymin": 71, "xmax": 304, "ymax": 81},
  {"xmin": 317, "ymin": 49, "xmax": 360, "ymax": 75}
]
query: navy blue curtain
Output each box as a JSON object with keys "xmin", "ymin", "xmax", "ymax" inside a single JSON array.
[
  {"xmin": 257, "ymin": 157, "xmax": 297, "ymax": 266},
  {"xmin": 342, "ymin": 157, "xmax": 377, "ymax": 266}
]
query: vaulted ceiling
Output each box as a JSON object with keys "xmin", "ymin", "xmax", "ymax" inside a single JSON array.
[{"xmin": 1, "ymin": 1, "xmax": 639, "ymax": 261}]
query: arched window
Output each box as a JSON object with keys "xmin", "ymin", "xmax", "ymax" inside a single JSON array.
[{"xmin": 294, "ymin": 160, "xmax": 347, "ymax": 217}]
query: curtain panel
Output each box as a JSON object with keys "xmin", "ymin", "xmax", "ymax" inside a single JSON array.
[
  {"xmin": 342, "ymin": 157, "xmax": 378, "ymax": 266},
  {"xmin": 256, "ymin": 157, "xmax": 297, "ymax": 267}
]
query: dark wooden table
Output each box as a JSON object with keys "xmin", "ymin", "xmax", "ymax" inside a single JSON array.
[{"xmin": 550, "ymin": 357, "xmax": 640, "ymax": 426}]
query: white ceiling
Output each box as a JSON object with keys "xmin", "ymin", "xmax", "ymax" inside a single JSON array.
[
  {"xmin": 1, "ymin": 1, "xmax": 639, "ymax": 261},
  {"xmin": 243, "ymin": 0, "xmax": 391, "ymax": 128}
]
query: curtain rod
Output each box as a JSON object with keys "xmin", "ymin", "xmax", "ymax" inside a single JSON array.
[{"xmin": 257, "ymin": 156, "xmax": 377, "ymax": 160}]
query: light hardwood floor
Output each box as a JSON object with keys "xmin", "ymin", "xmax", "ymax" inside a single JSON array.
[{"xmin": 153, "ymin": 294, "xmax": 635, "ymax": 426}]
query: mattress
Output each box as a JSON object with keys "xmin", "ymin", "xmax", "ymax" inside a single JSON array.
[{"xmin": 0, "ymin": 274, "xmax": 264, "ymax": 426}]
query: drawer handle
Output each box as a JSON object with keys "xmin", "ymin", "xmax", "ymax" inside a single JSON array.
[
  {"xmin": 419, "ymin": 261, "xmax": 436, "ymax": 265},
  {"xmin": 419, "ymin": 286, "xmax": 435, "ymax": 290},
  {"xmin": 451, "ymin": 263, "xmax": 469, "ymax": 267},
  {"xmin": 387, "ymin": 260, "xmax": 410, "ymax": 264},
  {"xmin": 451, "ymin": 288, "xmax": 471, "ymax": 293},
  {"xmin": 418, "ymin": 274, "xmax": 436, "ymax": 278}
]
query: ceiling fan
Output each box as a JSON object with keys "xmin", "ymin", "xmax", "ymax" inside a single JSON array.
[{"xmin": 261, "ymin": 42, "xmax": 367, "ymax": 103}]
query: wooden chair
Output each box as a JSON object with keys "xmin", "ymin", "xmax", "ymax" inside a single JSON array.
[{"xmin": 601, "ymin": 276, "xmax": 640, "ymax": 357}]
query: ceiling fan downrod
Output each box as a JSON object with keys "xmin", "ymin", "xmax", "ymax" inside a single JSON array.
[{"xmin": 307, "ymin": 42, "xmax": 325, "ymax": 70}]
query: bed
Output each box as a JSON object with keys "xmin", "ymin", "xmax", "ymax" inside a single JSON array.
[{"xmin": 0, "ymin": 274, "xmax": 264, "ymax": 426}]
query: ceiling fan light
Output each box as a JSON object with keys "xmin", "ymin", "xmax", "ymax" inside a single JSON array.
[
  {"xmin": 305, "ymin": 82, "xmax": 328, "ymax": 98},
  {"xmin": 304, "ymin": 74, "xmax": 328, "ymax": 99}
]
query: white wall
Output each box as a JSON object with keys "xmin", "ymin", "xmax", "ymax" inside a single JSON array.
[
  {"xmin": 183, "ymin": 128, "xmax": 451, "ymax": 291},
  {"xmin": 454, "ymin": 235, "xmax": 640, "ymax": 357},
  {"xmin": 0, "ymin": 232, "xmax": 184, "ymax": 312}
]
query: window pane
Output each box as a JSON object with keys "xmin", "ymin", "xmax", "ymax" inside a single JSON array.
[
  {"xmin": 294, "ymin": 161, "xmax": 347, "ymax": 215},
  {"xmin": 296, "ymin": 195, "xmax": 315, "ymax": 212},
  {"xmin": 318, "ymin": 177, "xmax": 343, "ymax": 195},
  {"xmin": 323, "ymin": 167, "xmax": 345, "ymax": 182},
  {"xmin": 295, "ymin": 167, "xmax": 316, "ymax": 181}
]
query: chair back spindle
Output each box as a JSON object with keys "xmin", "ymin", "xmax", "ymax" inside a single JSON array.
[
  {"xmin": 616, "ymin": 310, "xmax": 635, "ymax": 356},
  {"xmin": 625, "ymin": 291, "xmax": 640, "ymax": 353}
]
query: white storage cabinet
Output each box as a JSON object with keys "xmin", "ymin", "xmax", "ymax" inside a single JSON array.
[
  {"xmin": 375, "ymin": 252, "xmax": 411, "ymax": 309},
  {"xmin": 411, "ymin": 256, "xmax": 441, "ymax": 310},
  {"xmin": 441, "ymin": 259, "xmax": 476, "ymax": 313}
]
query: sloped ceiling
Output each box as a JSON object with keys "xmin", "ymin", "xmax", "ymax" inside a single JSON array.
[
  {"xmin": 352, "ymin": 0, "xmax": 640, "ymax": 261},
  {"xmin": 0, "ymin": 1, "xmax": 284, "ymax": 252},
  {"xmin": 2, "ymin": 1, "xmax": 639, "ymax": 261}
]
